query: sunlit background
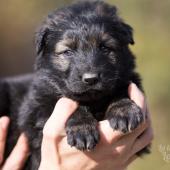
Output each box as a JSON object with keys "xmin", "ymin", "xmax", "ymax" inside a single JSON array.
[{"xmin": 0, "ymin": 0, "xmax": 170, "ymax": 169}]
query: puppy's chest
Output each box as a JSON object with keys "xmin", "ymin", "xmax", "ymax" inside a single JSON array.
[{"xmin": 83, "ymin": 100, "xmax": 111, "ymax": 121}]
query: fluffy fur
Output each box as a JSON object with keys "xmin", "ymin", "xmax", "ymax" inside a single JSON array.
[{"xmin": 0, "ymin": 1, "xmax": 149, "ymax": 169}]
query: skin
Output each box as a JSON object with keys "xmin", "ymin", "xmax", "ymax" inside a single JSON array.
[
  {"xmin": 0, "ymin": 83, "xmax": 153, "ymax": 170},
  {"xmin": 0, "ymin": 118, "xmax": 29, "ymax": 170}
]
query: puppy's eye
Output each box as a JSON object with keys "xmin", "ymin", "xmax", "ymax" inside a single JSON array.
[
  {"xmin": 63, "ymin": 49, "xmax": 73, "ymax": 56},
  {"xmin": 99, "ymin": 44, "xmax": 111, "ymax": 54},
  {"xmin": 57, "ymin": 49, "xmax": 73, "ymax": 56}
]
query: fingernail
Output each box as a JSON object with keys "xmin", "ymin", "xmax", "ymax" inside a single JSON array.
[
  {"xmin": 19, "ymin": 133, "xmax": 28, "ymax": 144},
  {"xmin": 58, "ymin": 97, "xmax": 78, "ymax": 110},
  {"xmin": 0, "ymin": 117, "xmax": 10, "ymax": 130},
  {"xmin": 128, "ymin": 83, "xmax": 135, "ymax": 98},
  {"xmin": 17, "ymin": 134, "xmax": 30, "ymax": 154},
  {"xmin": 61, "ymin": 97, "xmax": 78, "ymax": 105},
  {"xmin": 128, "ymin": 83, "xmax": 132, "ymax": 90},
  {"xmin": 130, "ymin": 83, "xmax": 138, "ymax": 91}
]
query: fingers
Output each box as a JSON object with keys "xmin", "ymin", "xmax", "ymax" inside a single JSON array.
[
  {"xmin": 98, "ymin": 120, "xmax": 124, "ymax": 144},
  {"xmin": 131, "ymin": 126, "xmax": 153, "ymax": 157},
  {"xmin": 40, "ymin": 98, "xmax": 78, "ymax": 166},
  {"xmin": 128, "ymin": 119, "xmax": 150, "ymax": 140},
  {"xmin": 128, "ymin": 83, "xmax": 152, "ymax": 137},
  {"xmin": 2, "ymin": 133, "xmax": 29, "ymax": 170},
  {"xmin": 124, "ymin": 155, "xmax": 138, "ymax": 167},
  {"xmin": 0, "ymin": 118, "xmax": 29, "ymax": 170},
  {"xmin": 128, "ymin": 83, "xmax": 147, "ymax": 113},
  {"xmin": 43, "ymin": 98, "xmax": 78, "ymax": 139},
  {"xmin": 0, "ymin": 117, "xmax": 10, "ymax": 165},
  {"xmin": 98, "ymin": 118, "xmax": 149, "ymax": 146}
]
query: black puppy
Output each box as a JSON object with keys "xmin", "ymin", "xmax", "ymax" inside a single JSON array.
[{"xmin": 0, "ymin": 1, "xmax": 149, "ymax": 169}]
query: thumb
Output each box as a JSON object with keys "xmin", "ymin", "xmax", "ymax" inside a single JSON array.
[
  {"xmin": 40, "ymin": 98, "xmax": 78, "ymax": 168},
  {"xmin": 128, "ymin": 83, "xmax": 146, "ymax": 113},
  {"xmin": 43, "ymin": 98, "xmax": 78, "ymax": 140}
]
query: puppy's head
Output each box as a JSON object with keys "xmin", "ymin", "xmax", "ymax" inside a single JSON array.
[{"xmin": 35, "ymin": 1, "xmax": 135, "ymax": 101}]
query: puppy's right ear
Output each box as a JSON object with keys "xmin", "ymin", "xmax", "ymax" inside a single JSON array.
[{"xmin": 35, "ymin": 25, "xmax": 48, "ymax": 55}]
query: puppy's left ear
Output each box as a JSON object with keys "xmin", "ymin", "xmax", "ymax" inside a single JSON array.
[
  {"xmin": 120, "ymin": 22, "xmax": 134, "ymax": 45},
  {"xmin": 35, "ymin": 25, "xmax": 48, "ymax": 55}
]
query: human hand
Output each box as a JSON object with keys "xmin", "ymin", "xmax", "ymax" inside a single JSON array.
[
  {"xmin": 0, "ymin": 117, "xmax": 29, "ymax": 170},
  {"xmin": 39, "ymin": 83, "xmax": 153, "ymax": 170}
]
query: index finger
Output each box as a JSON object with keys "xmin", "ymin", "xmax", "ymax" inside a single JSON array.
[{"xmin": 2, "ymin": 134, "xmax": 29, "ymax": 170}]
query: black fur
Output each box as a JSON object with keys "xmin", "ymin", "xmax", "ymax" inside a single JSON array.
[{"xmin": 0, "ymin": 1, "xmax": 149, "ymax": 169}]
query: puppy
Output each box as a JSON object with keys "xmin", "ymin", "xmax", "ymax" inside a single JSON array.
[{"xmin": 0, "ymin": 1, "xmax": 149, "ymax": 169}]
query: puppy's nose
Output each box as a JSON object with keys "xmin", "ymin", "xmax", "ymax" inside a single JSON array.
[{"xmin": 82, "ymin": 73, "xmax": 99, "ymax": 85}]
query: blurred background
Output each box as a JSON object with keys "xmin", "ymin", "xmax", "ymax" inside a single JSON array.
[{"xmin": 0, "ymin": 0, "xmax": 169, "ymax": 169}]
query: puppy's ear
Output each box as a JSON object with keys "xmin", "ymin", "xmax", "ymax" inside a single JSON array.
[
  {"xmin": 35, "ymin": 25, "xmax": 48, "ymax": 55},
  {"xmin": 119, "ymin": 22, "xmax": 134, "ymax": 45}
]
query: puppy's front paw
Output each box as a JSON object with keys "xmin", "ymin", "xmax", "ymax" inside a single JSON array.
[
  {"xmin": 66, "ymin": 122, "xmax": 100, "ymax": 151},
  {"xmin": 106, "ymin": 99, "xmax": 144, "ymax": 133}
]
